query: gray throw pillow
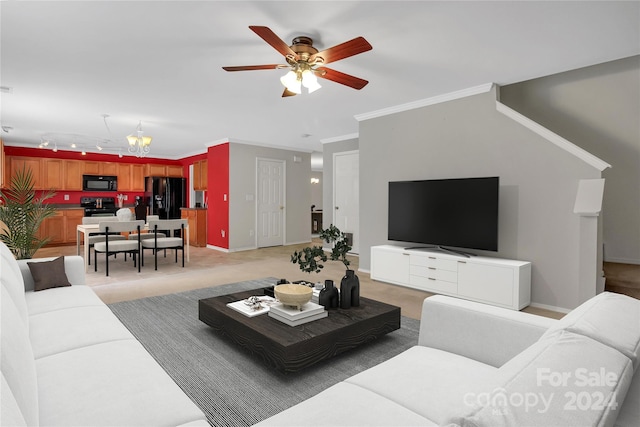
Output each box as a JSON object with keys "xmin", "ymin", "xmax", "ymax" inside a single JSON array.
[{"xmin": 27, "ymin": 256, "xmax": 72, "ymax": 291}]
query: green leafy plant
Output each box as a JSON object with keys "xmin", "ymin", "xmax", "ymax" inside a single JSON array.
[
  {"xmin": 291, "ymin": 224, "xmax": 352, "ymax": 273},
  {"xmin": 0, "ymin": 166, "xmax": 57, "ymax": 259}
]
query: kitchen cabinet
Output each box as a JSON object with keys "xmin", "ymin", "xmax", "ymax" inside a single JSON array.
[
  {"xmin": 117, "ymin": 163, "xmax": 146, "ymax": 191},
  {"xmin": 64, "ymin": 160, "xmax": 83, "ymax": 190},
  {"xmin": 38, "ymin": 211, "xmax": 66, "ymax": 245},
  {"xmin": 9, "ymin": 157, "xmax": 43, "ymax": 189},
  {"xmin": 181, "ymin": 208, "xmax": 207, "ymax": 247},
  {"xmin": 102, "ymin": 163, "xmax": 118, "ymax": 175},
  {"xmin": 145, "ymin": 164, "xmax": 166, "ymax": 177},
  {"xmin": 193, "ymin": 160, "xmax": 207, "ymax": 190},
  {"xmin": 63, "ymin": 209, "xmax": 84, "ymax": 243},
  {"xmin": 83, "ymin": 161, "xmax": 117, "ymax": 176},
  {"xmin": 130, "ymin": 164, "xmax": 145, "ymax": 191},
  {"xmin": 145, "ymin": 164, "xmax": 183, "ymax": 178},
  {"xmin": 167, "ymin": 165, "xmax": 183, "ymax": 177},
  {"xmin": 43, "ymin": 159, "xmax": 64, "ymax": 190},
  {"xmin": 83, "ymin": 161, "xmax": 101, "ymax": 175},
  {"xmin": 117, "ymin": 163, "xmax": 132, "ymax": 191},
  {"xmin": 38, "ymin": 209, "xmax": 85, "ymax": 246}
]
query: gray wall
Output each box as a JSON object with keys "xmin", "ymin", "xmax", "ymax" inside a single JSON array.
[
  {"xmin": 501, "ymin": 55, "xmax": 640, "ymax": 265},
  {"xmin": 322, "ymin": 138, "xmax": 359, "ymax": 231},
  {"xmin": 228, "ymin": 143, "xmax": 311, "ymax": 250},
  {"xmin": 359, "ymin": 87, "xmax": 601, "ymax": 310}
]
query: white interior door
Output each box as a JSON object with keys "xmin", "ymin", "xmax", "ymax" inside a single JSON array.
[
  {"xmin": 333, "ymin": 150, "xmax": 359, "ymax": 254},
  {"xmin": 257, "ymin": 158, "xmax": 285, "ymax": 247}
]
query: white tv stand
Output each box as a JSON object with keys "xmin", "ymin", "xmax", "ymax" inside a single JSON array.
[{"xmin": 370, "ymin": 245, "xmax": 531, "ymax": 310}]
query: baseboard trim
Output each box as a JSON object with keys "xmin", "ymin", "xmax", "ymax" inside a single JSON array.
[
  {"xmin": 604, "ymin": 257, "xmax": 640, "ymax": 266},
  {"xmin": 207, "ymin": 244, "xmax": 229, "ymax": 253},
  {"xmin": 529, "ymin": 301, "xmax": 571, "ymax": 314}
]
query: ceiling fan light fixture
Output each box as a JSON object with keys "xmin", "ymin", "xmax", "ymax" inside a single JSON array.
[
  {"xmin": 302, "ymin": 69, "xmax": 321, "ymax": 93},
  {"xmin": 280, "ymin": 70, "xmax": 301, "ymax": 94}
]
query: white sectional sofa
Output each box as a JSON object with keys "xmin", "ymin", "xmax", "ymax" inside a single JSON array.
[
  {"xmin": 257, "ymin": 292, "xmax": 640, "ymax": 426},
  {"xmin": 0, "ymin": 241, "xmax": 209, "ymax": 426}
]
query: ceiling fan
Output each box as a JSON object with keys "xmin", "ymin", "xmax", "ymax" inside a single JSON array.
[{"xmin": 222, "ymin": 26, "xmax": 372, "ymax": 97}]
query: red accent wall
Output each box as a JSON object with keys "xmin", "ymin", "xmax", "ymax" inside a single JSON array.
[
  {"xmin": 207, "ymin": 143, "xmax": 229, "ymax": 249},
  {"xmin": 4, "ymin": 146, "xmax": 182, "ymax": 165}
]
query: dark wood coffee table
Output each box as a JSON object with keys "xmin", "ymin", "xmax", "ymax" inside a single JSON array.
[{"xmin": 198, "ymin": 290, "xmax": 401, "ymax": 372}]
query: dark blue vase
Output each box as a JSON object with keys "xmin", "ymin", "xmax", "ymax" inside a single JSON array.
[
  {"xmin": 340, "ymin": 269, "xmax": 360, "ymax": 309},
  {"xmin": 319, "ymin": 279, "xmax": 339, "ymax": 309}
]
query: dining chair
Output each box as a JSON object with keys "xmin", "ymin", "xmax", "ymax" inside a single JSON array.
[
  {"xmin": 93, "ymin": 220, "xmax": 145, "ymax": 276},
  {"xmin": 82, "ymin": 216, "xmax": 126, "ymax": 265},
  {"xmin": 141, "ymin": 219, "xmax": 187, "ymax": 270},
  {"xmin": 128, "ymin": 215, "xmax": 166, "ymax": 241}
]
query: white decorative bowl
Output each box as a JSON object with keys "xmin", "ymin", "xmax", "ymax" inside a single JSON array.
[{"xmin": 274, "ymin": 284, "xmax": 313, "ymax": 310}]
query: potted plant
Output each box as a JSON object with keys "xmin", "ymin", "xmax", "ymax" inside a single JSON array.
[
  {"xmin": 291, "ymin": 224, "xmax": 359, "ymax": 308},
  {"xmin": 291, "ymin": 224, "xmax": 351, "ymax": 273},
  {"xmin": 0, "ymin": 166, "xmax": 57, "ymax": 259}
]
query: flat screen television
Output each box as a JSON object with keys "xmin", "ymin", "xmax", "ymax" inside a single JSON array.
[{"xmin": 388, "ymin": 177, "xmax": 499, "ymax": 253}]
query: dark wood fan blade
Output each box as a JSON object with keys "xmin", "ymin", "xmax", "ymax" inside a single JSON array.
[
  {"xmin": 282, "ymin": 88, "xmax": 297, "ymax": 97},
  {"xmin": 249, "ymin": 26, "xmax": 299, "ymax": 60},
  {"xmin": 316, "ymin": 67, "xmax": 369, "ymax": 90},
  {"xmin": 310, "ymin": 37, "xmax": 372, "ymax": 65},
  {"xmin": 222, "ymin": 64, "xmax": 283, "ymax": 72}
]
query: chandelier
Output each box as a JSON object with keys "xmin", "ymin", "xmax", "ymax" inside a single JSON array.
[{"xmin": 126, "ymin": 121, "xmax": 152, "ymax": 157}]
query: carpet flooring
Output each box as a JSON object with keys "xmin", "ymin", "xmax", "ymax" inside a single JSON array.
[{"xmin": 108, "ymin": 278, "xmax": 420, "ymax": 427}]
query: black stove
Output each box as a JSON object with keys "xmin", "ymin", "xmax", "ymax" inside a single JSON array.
[{"xmin": 80, "ymin": 196, "xmax": 118, "ymax": 217}]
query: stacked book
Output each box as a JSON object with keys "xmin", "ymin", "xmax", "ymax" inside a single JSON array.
[
  {"xmin": 311, "ymin": 288, "xmax": 320, "ymax": 304},
  {"xmin": 268, "ymin": 301, "xmax": 327, "ymax": 326}
]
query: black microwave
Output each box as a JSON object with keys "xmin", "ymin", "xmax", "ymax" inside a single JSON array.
[{"xmin": 82, "ymin": 175, "xmax": 117, "ymax": 192}]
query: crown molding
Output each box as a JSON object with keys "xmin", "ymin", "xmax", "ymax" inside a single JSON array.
[
  {"xmin": 354, "ymin": 83, "xmax": 494, "ymax": 122},
  {"xmin": 321, "ymin": 133, "xmax": 359, "ymax": 144}
]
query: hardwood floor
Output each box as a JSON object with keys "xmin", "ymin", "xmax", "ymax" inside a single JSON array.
[{"xmin": 35, "ymin": 241, "xmax": 563, "ymax": 320}]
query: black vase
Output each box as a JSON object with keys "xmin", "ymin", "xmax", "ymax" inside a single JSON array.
[
  {"xmin": 340, "ymin": 269, "xmax": 360, "ymax": 309},
  {"xmin": 319, "ymin": 279, "xmax": 339, "ymax": 309}
]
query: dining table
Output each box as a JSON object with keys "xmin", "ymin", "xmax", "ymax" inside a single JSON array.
[{"xmin": 76, "ymin": 222, "xmax": 190, "ymax": 272}]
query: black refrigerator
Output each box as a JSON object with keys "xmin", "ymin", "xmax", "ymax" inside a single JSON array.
[{"xmin": 145, "ymin": 177, "xmax": 186, "ymax": 219}]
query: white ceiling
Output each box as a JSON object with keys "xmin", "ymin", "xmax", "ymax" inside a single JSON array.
[{"xmin": 1, "ymin": 1, "xmax": 638, "ymax": 159}]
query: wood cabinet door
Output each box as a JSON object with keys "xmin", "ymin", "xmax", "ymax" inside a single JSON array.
[
  {"xmin": 10, "ymin": 157, "xmax": 43, "ymax": 189},
  {"xmin": 193, "ymin": 162, "xmax": 202, "ymax": 190},
  {"xmin": 64, "ymin": 209, "xmax": 84, "ymax": 243},
  {"xmin": 200, "ymin": 160, "xmax": 207, "ymax": 189},
  {"xmin": 131, "ymin": 164, "xmax": 145, "ymax": 191},
  {"xmin": 64, "ymin": 160, "xmax": 83, "ymax": 190},
  {"xmin": 82, "ymin": 161, "xmax": 100, "ymax": 175},
  {"xmin": 117, "ymin": 163, "xmax": 132, "ymax": 191},
  {"xmin": 101, "ymin": 162, "xmax": 118, "ymax": 175},
  {"xmin": 193, "ymin": 160, "xmax": 207, "ymax": 190},
  {"xmin": 146, "ymin": 164, "xmax": 166, "ymax": 177},
  {"xmin": 40, "ymin": 212, "xmax": 65, "ymax": 245},
  {"xmin": 43, "ymin": 159, "xmax": 64, "ymax": 190},
  {"xmin": 167, "ymin": 165, "xmax": 183, "ymax": 177}
]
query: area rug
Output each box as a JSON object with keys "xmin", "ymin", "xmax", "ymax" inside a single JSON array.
[{"xmin": 108, "ymin": 278, "xmax": 420, "ymax": 427}]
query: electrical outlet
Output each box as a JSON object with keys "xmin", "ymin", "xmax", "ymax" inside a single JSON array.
[
  {"xmin": 124, "ymin": 195, "xmax": 128, "ymax": 201},
  {"xmin": 221, "ymin": 230, "xmax": 225, "ymax": 238},
  {"xmin": 63, "ymin": 194, "xmax": 69, "ymax": 201}
]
